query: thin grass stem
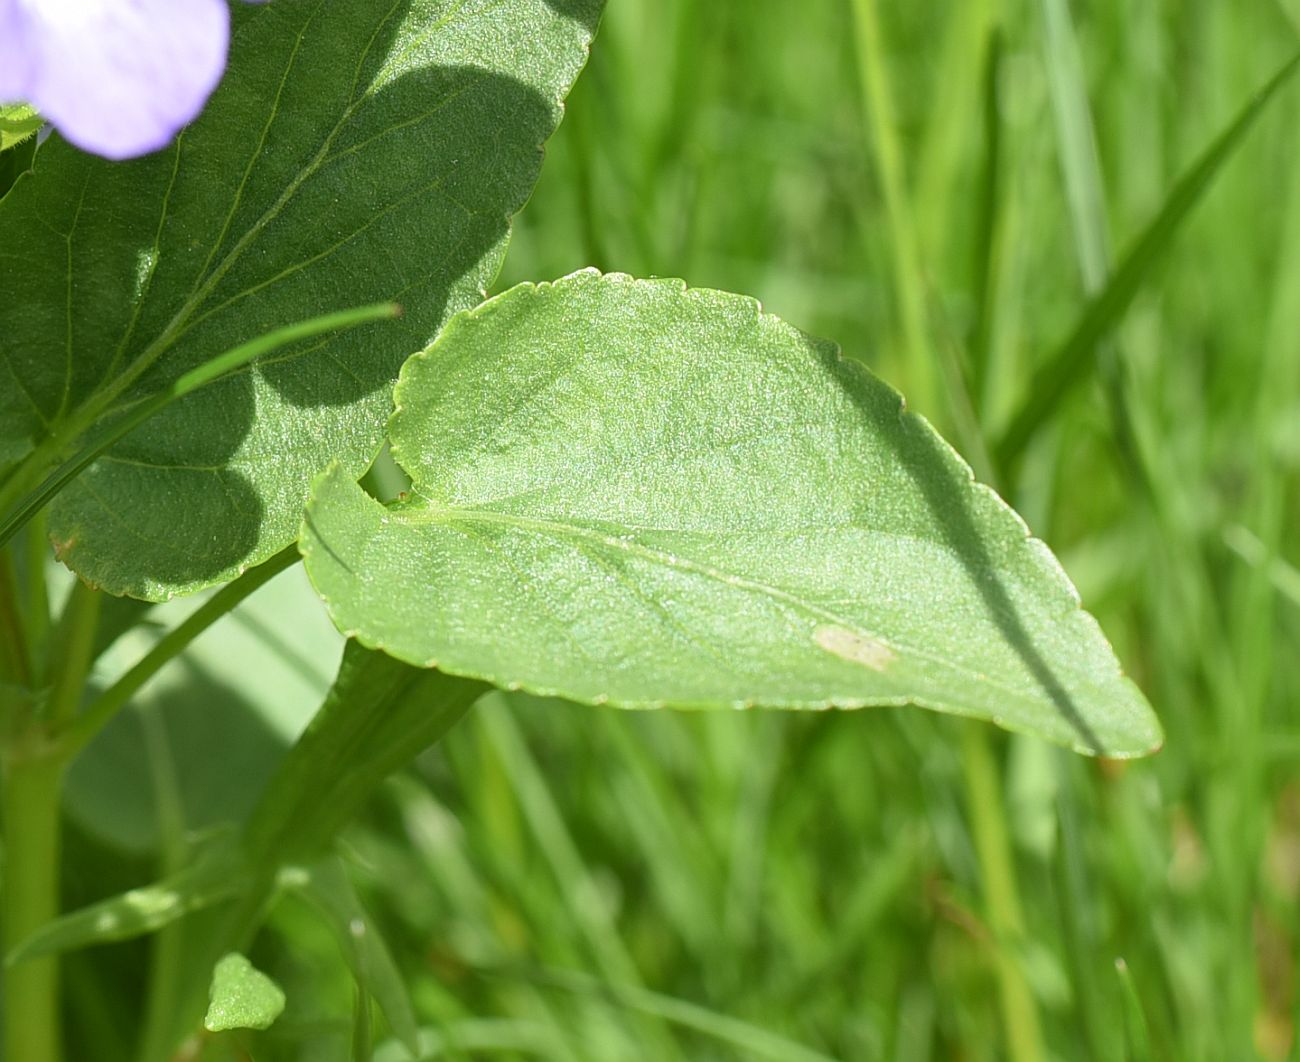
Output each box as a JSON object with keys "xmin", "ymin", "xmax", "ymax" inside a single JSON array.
[
  {"xmin": 848, "ymin": 0, "xmax": 937, "ymax": 415},
  {"xmin": 961, "ymin": 722, "xmax": 1046, "ymax": 1062},
  {"xmin": 54, "ymin": 545, "xmax": 299, "ymax": 764}
]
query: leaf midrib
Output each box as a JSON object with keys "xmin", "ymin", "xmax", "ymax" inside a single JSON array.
[{"xmin": 388, "ymin": 500, "xmax": 1055, "ymax": 701}]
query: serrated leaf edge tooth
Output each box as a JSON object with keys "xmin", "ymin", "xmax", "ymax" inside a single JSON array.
[{"xmin": 821, "ymin": 344, "xmax": 1160, "ymax": 752}]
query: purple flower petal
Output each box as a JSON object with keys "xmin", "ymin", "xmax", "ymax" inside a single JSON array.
[
  {"xmin": 0, "ymin": 0, "xmax": 230, "ymax": 160},
  {"xmin": 0, "ymin": 2, "xmax": 39, "ymax": 102}
]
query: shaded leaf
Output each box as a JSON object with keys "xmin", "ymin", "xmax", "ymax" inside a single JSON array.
[
  {"xmin": 0, "ymin": 0, "xmax": 602, "ymax": 598},
  {"xmin": 66, "ymin": 561, "xmax": 341, "ymax": 853},
  {"xmin": 0, "ymin": 131, "xmax": 37, "ymax": 202},
  {"xmin": 302, "ymin": 270, "xmax": 1161, "ymax": 755},
  {"xmin": 65, "ymin": 658, "xmax": 293, "ymax": 855}
]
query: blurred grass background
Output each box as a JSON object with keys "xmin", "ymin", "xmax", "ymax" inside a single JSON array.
[
  {"xmin": 459, "ymin": 0, "xmax": 1300, "ymax": 1056},
  {"xmin": 62, "ymin": 0, "xmax": 1300, "ymax": 1058}
]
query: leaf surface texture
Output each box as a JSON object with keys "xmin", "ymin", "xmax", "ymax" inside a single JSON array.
[
  {"xmin": 302, "ymin": 271, "xmax": 1161, "ymax": 755},
  {"xmin": 0, "ymin": 0, "xmax": 601, "ymax": 597}
]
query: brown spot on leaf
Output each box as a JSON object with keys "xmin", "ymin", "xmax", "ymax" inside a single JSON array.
[
  {"xmin": 51, "ymin": 534, "xmax": 78, "ymax": 562},
  {"xmin": 814, "ymin": 625, "xmax": 896, "ymax": 671}
]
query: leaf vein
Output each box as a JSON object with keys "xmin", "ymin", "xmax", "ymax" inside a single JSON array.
[
  {"xmin": 193, "ymin": 0, "xmax": 323, "ymax": 291},
  {"xmin": 105, "ymin": 136, "xmax": 184, "ymax": 383},
  {"xmin": 423, "ymin": 505, "xmax": 1042, "ymax": 698},
  {"xmin": 450, "ymin": 519, "xmax": 609, "ymax": 670},
  {"xmin": 60, "ymin": 170, "xmax": 92, "ymax": 420}
]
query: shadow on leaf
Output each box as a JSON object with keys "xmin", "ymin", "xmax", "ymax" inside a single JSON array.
[{"xmin": 41, "ymin": 57, "xmax": 556, "ymax": 596}]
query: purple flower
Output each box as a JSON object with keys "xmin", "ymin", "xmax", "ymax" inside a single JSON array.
[{"xmin": 0, "ymin": 0, "xmax": 232, "ymax": 160}]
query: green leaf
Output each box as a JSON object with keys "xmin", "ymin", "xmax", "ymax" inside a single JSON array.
[
  {"xmin": 0, "ymin": 132, "xmax": 37, "ymax": 202},
  {"xmin": 65, "ymin": 657, "xmax": 295, "ymax": 856},
  {"xmin": 0, "ymin": 104, "xmax": 43, "ymax": 151},
  {"xmin": 0, "ymin": 0, "xmax": 602, "ymax": 599},
  {"xmin": 301, "ymin": 271, "xmax": 1161, "ymax": 756},
  {"xmin": 0, "ymin": 303, "xmax": 399, "ymax": 553},
  {"xmin": 204, "ymin": 952, "xmax": 286, "ymax": 1033}
]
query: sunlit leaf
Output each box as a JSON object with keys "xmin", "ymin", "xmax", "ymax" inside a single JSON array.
[
  {"xmin": 301, "ymin": 270, "xmax": 1161, "ymax": 755},
  {"xmin": 0, "ymin": 104, "xmax": 43, "ymax": 150},
  {"xmin": 204, "ymin": 952, "xmax": 285, "ymax": 1033}
]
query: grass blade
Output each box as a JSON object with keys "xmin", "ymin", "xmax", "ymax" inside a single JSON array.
[
  {"xmin": 526, "ymin": 966, "xmax": 838, "ymax": 1062},
  {"xmin": 300, "ymin": 857, "xmax": 421, "ymax": 1059},
  {"xmin": 848, "ymin": 0, "xmax": 936, "ymax": 413},
  {"xmin": 6, "ymin": 837, "xmax": 245, "ymax": 965},
  {"xmin": 1041, "ymin": 0, "xmax": 1112, "ymax": 290},
  {"xmin": 993, "ymin": 51, "xmax": 1300, "ymax": 470},
  {"xmin": 1114, "ymin": 958, "xmax": 1154, "ymax": 1062}
]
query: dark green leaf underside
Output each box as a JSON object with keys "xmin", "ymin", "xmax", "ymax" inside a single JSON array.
[
  {"xmin": 301, "ymin": 271, "xmax": 1161, "ymax": 756},
  {"xmin": 0, "ymin": 0, "xmax": 600, "ymax": 598}
]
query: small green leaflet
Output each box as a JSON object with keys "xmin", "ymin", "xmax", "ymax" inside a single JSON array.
[
  {"xmin": 204, "ymin": 952, "xmax": 286, "ymax": 1033},
  {"xmin": 301, "ymin": 271, "xmax": 1161, "ymax": 756},
  {"xmin": 0, "ymin": 104, "xmax": 43, "ymax": 151},
  {"xmin": 0, "ymin": 0, "xmax": 601, "ymax": 599}
]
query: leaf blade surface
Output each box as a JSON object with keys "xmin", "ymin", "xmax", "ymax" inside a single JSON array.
[
  {"xmin": 302, "ymin": 271, "xmax": 1161, "ymax": 755},
  {"xmin": 0, "ymin": 0, "xmax": 602, "ymax": 598}
]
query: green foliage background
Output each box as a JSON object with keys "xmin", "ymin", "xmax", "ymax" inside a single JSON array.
[{"xmin": 56, "ymin": 0, "xmax": 1300, "ymax": 1058}]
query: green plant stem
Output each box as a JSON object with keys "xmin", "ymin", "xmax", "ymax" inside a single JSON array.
[
  {"xmin": 4, "ymin": 542, "xmax": 288, "ymax": 1062},
  {"xmin": 0, "ymin": 548, "xmax": 32, "ymax": 690},
  {"xmin": 143, "ymin": 650, "xmax": 485, "ymax": 1058},
  {"xmin": 2, "ymin": 747, "xmax": 65, "ymax": 1062},
  {"xmin": 135, "ymin": 708, "xmax": 190, "ymax": 1062},
  {"xmin": 44, "ymin": 581, "xmax": 102, "ymax": 728},
  {"xmin": 133, "ymin": 919, "xmax": 187, "ymax": 1062},
  {"xmin": 2, "ymin": 577, "xmax": 100, "ymax": 1062},
  {"xmin": 54, "ymin": 545, "xmax": 299, "ymax": 764},
  {"xmin": 960, "ymin": 722, "xmax": 1045, "ymax": 1062},
  {"xmin": 23, "ymin": 515, "xmax": 51, "ymax": 676}
]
